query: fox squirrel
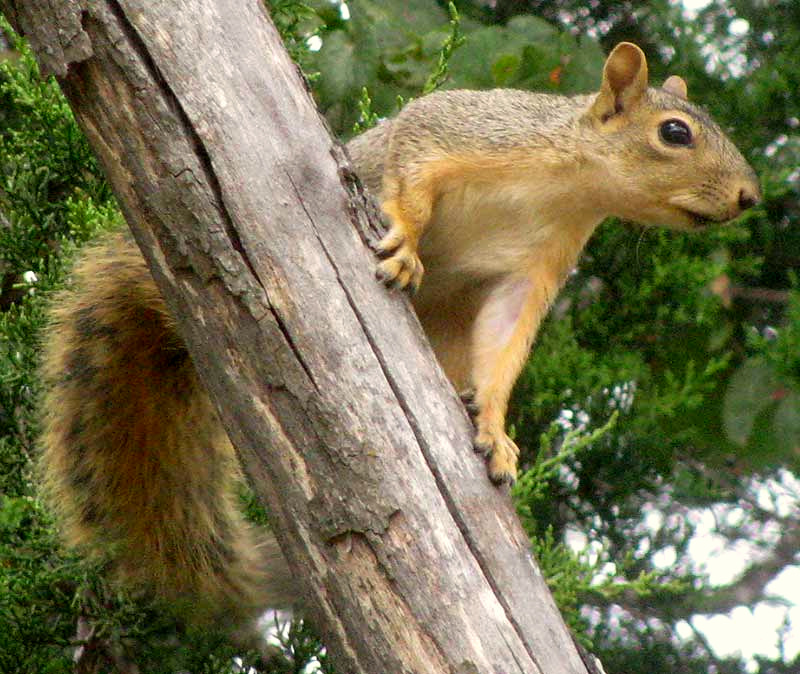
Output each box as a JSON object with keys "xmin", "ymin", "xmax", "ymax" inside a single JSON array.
[{"xmin": 40, "ymin": 42, "xmax": 759, "ymax": 629}]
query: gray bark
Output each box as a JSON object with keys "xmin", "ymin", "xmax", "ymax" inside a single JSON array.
[{"xmin": 1, "ymin": 1, "xmax": 599, "ymax": 672}]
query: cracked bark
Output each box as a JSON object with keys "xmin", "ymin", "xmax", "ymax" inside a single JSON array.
[{"xmin": 2, "ymin": 1, "xmax": 598, "ymax": 672}]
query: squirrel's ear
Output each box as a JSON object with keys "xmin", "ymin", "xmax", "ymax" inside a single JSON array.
[
  {"xmin": 662, "ymin": 75, "xmax": 688, "ymax": 100},
  {"xmin": 590, "ymin": 42, "xmax": 649, "ymax": 122}
]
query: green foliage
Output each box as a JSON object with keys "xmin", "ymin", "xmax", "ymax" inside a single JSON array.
[
  {"xmin": 529, "ymin": 526, "xmax": 596, "ymax": 643},
  {"xmin": 351, "ymin": 1, "xmax": 465, "ymax": 132},
  {"xmin": 0, "ymin": 297, "xmax": 45, "ymax": 496},
  {"xmin": 1, "ymin": 1, "xmax": 799, "ymax": 672},
  {"xmin": 421, "ymin": 2, "xmax": 466, "ymax": 94},
  {"xmin": 0, "ymin": 26, "xmax": 108, "ymax": 255},
  {"xmin": 0, "ymin": 15, "xmax": 114, "ymax": 506},
  {"xmin": 266, "ymin": 618, "xmax": 334, "ymax": 674},
  {"xmin": 747, "ymin": 286, "xmax": 800, "ymax": 389},
  {"xmin": 0, "ymin": 494, "xmax": 80, "ymax": 673},
  {"xmin": 312, "ymin": 0, "xmax": 453, "ymax": 135},
  {"xmin": 310, "ymin": 2, "xmax": 604, "ymax": 136},
  {"xmin": 721, "ymin": 288, "xmax": 800, "ymax": 470},
  {"xmin": 0, "ymin": 494, "xmax": 203, "ymax": 674},
  {"xmin": 512, "ymin": 416, "xmax": 618, "ymax": 644},
  {"xmin": 265, "ymin": 0, "xmax": 321, "ymax": 78},
  {"xmin": 513, "ymin": 412, "xmax": 619, "ymax": 532},
  {"xmin": 445, "ymin": 14, "xmax": 603, "ymax": 92},
  {"xmin": 351, "ymin": 86, "xmax": 379, "ymax": 134}
]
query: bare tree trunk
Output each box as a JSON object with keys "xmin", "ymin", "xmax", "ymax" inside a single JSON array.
[{"xmin": 2, "ymin": 1, "xmax": 599, "ymax": 672}]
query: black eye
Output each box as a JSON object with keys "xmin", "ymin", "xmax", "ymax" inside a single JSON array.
[{"xmin": 659, "ymin": 119, "xmax": 693, "ymax": 146}]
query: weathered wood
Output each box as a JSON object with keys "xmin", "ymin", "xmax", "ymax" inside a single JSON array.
[{"xmin": 2, "ymin": 1, "xmax": 596, "ymax": 672}]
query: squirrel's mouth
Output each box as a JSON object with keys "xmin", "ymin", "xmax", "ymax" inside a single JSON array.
[{"xmin": 683, "ymin": 209, "xmax": 725, "ymax": 228}]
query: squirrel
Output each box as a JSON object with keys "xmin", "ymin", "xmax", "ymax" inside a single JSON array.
[{"xmin": 39, "ymin": 42, "xmax": 759, "ymax": 631}]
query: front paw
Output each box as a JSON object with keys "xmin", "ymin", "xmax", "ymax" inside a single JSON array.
[
  {"xmin": 375, "ymin": 229, "xmax": 424, "ymax": 293},
  {"xmin": 474, "ymin": 427, "xmax": 519, "ymax": 486}
]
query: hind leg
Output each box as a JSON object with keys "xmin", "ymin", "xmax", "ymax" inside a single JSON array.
[{"xmin": 470, "ymin": 271, "xmax": 557, "ymax": 484}]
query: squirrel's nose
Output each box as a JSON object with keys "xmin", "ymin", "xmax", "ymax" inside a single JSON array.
[{"xmin": 738, "ymin": 185, "xmax": 760, "ymax": 212}]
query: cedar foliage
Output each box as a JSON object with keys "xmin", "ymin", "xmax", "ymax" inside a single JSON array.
[{"xmin": 0, "ymin": 1, "xmax": 797, "ymax": 672}]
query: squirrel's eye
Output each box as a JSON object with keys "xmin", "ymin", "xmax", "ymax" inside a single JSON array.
[{"xmin": 659, "ymin": 119, "xmax": 693, "ymax": 146}]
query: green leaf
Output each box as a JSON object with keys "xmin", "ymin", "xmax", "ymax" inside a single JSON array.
[
  {"xmin": 442, "ymin": 25, "xmax": 512, "ymax": 88},
  {"xmin": 316, "ymin": 29, "xmax": 359, "ymax": 108},
  {"xmin": 558, "ymin": 37, "xmax": 605, "ymax": 93},
  {"xmin": 491, "ymin": 53, "xmax": 521, "ymax": 86},
  {"xmin": 445, "ymin": 16, "xmax": 601, "ymax": 94},
  {"xmin": 722, "ymin": 357, "xmax": 800, "ymax": 465},
  {"xmin": 504, "ymin": 14, "xmax": 558, "ymax": 43},
  {"xmin": 773, "ymin": 391, "xmax": 800, "ymax": 457},
  {"xmin": 0, "ymin": 496, "xmax": 28, "ymax": 532},
  {"xmin": 722, "ymin": 357, "xmax": 778, "ymax": 446}
]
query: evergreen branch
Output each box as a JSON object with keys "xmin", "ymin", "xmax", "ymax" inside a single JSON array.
[
  {"xmin": 580, "ymin": 515, "xmax": 799, "ymax": 621},
  {"xmin": 422, "ymin": 2, "xmax": 466, "ymax": 95}
]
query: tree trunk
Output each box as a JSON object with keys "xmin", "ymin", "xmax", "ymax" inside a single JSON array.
[{"xmin": 1, "ymin": 1, "xmax": 599, "ymax": 672}]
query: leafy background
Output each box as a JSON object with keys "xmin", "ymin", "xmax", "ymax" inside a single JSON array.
[{"xmin": 0, "ymin": 0, "xmax": 798, "ymax": 672}]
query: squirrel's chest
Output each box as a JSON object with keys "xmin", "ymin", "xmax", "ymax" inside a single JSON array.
[{"xmin": 418, "ymin": 174, "xmax": 601, "ymax": 284}]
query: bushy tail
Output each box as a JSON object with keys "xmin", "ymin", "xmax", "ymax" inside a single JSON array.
[{"xmin": 39, "ymin": 231, "xmax": 293, "ymax": 625}]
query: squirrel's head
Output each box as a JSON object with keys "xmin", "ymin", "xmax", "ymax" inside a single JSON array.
[{"xmin": 584, "ymin": 42, "xmax": 760, "ymax": 231}]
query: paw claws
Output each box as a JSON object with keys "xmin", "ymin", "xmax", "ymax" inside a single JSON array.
[
  {"xmin": 375, "ymin": 238, "xmax": 424, "ymax": 293},
  {"xmin": 474, "ymin": 440, "xmax": 491, "ymax": 457},
  {"xmin": 474, "ymin": 428, "xmax": 519, "ymax": 487},
  {"xmin": 488, "ymin": 469, "xmax": 516, "ymax": 486},
  {"xmin": 376, "ymin": 230, "xmax": 404, "ymax": 256},
  {"xmin": 375, "ymin": 241, "xmax": 400, "ymax": 260}
]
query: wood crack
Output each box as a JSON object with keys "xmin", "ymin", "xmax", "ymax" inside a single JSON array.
[
  {"xmin": 268, "ymin": 302, "xmax": 320, "ymax": 394},
  {"xmin": 104, "ymin": 0, "xmax": 266, "ymax": 295},
  {"xmin": 298, "ymin": 187, "xmax": 544, "ymax": 669}
]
